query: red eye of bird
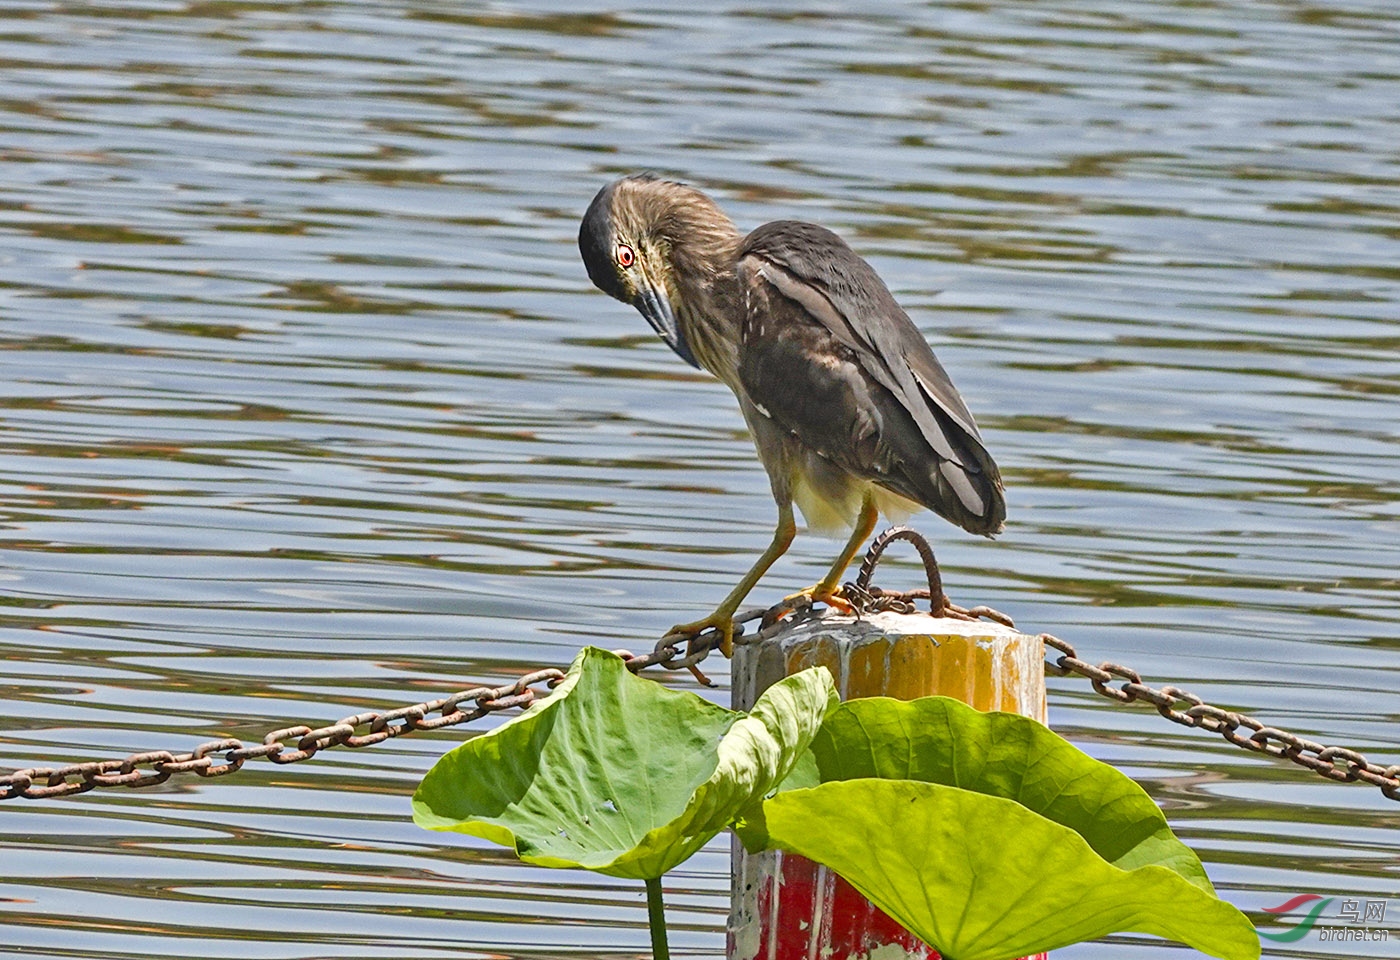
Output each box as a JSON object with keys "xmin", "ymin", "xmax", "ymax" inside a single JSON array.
[{"xmin": 616, "ymin": 243, "xmax": 635, "ymax": 268}]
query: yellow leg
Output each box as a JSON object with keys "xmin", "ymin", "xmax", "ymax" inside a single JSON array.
[
  {"xmin": 773, "ymin": 493, "xmax": 879, "ymax": 618},
  {"xmin": 667, "ymin": 502, "xmax": 796, "ymax": 658},
  {"xmin": 817, "ymin": 493, "xmax": 879, "ymax": 598}
]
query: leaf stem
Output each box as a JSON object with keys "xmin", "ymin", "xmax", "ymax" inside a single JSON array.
[{"xmin": 645, "ymin": 876, "xmax": 670, "ymax": 960}]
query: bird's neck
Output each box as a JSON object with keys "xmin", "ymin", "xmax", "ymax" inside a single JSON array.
[{"xmin": 669, "ymin": 227, "xmax": 746, "ymax": 389}]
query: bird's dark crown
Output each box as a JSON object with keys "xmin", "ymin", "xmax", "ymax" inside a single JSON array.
[{"xmin": 579, "ymin": 179, "xmax": 627, "ymax": 302}]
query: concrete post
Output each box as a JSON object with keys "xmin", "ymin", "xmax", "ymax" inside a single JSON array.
[{"xmin": 728, "ymin": 610, "xmax": 1048, "ymax": 960}]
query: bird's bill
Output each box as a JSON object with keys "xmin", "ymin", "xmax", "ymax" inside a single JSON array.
[{"xmin": 634, "ymin": 282, "xmax": 700, "ymax": 370}]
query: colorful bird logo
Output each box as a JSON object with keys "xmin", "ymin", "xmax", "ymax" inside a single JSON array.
[{"xmin": 1257, "ymin": 894, "xmax": 1334, "ymax": 942}]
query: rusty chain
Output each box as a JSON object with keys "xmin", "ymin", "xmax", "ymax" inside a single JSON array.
[
  {"xmin": 3, "ymin": 528, "xmax": 1395, "ymax": 803},
  {"xmin": 0, "ymin": 670, "xmax": 565, "ymax": 801},
  {"xmin": 0, "ymin": 628, "xmax": 783, "ymax": 802},
  {"xmin": 844, "ymin": 524, "xmax": 1016, "ymax": 627},
  {"xmin": 1040, "ymin": 634, "xmax": 1399, "ymax": 803}
]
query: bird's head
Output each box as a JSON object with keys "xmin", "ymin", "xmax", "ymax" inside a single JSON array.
[{"xmin": 578, "ymin": 174, "xmax": 739, "ymax": 371}]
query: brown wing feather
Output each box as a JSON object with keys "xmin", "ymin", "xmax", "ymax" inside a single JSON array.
[{"xmin": 737, "ymin": 221, "xmax": 1005, "ymax": 536}]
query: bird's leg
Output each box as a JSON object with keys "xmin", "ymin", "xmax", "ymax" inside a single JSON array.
[
  {"xmin": 767, "ymin": 494, "xmax": 879, "ymax": 623},
  {"xmin": 666, "ymin": 502, "xmax": 796, "ymax": 659},
  {"xmin": 813, "ymin": 493, "xmax": 880, "ymax": 603}
]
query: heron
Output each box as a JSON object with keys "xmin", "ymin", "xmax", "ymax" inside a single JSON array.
[{"xmin": 578, "ymin": 174, "xmax": 1004, "ymax": 657}]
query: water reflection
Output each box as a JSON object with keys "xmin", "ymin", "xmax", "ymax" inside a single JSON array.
[{"xmin": 1, "ymin": 2, "xmax": 1397, "ymax": 958}]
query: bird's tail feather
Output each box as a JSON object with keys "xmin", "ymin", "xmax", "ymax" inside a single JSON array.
[
  {"xmin": 939, "ymin": 440, "xmax": 1005, "ymax": 537},
  {"xmin": 885, "ymin": 406, "xmax": 1005, "ymax": 537}
]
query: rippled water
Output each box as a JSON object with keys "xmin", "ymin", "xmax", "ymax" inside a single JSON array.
[{"xmin": 1, "ymin": 2, "xmax": 1397, "ymax": 957}]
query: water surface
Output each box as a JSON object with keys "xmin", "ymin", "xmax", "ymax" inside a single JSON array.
[{"xmin": 1, "ymin": 2, "xmax": 1397, "ymax": 957}]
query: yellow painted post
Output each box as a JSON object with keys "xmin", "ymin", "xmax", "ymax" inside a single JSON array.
[{"xmin": 728, "ymin": 609, "xmax": 1048, "ymax": 960}]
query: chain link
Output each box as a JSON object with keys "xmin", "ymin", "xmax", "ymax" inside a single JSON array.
[
  {"xmin": 1040, "ymin": 633, "xmax": 1399, "ymax": 803},
  {"xmin": 0, "ymin": 669, "xmax": 565, "ymax": 800}
]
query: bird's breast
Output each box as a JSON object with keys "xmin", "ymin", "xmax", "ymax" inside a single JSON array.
[{"xmin": 786, "ymin": 445, "xmax": 921, "ymax": 537}]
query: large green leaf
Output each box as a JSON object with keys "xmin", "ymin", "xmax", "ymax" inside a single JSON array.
[
  {"xmin": 749, "ymin": 779, "xmax": 1259, "ymax": 960},
  {"xmin": 801, "ymin": 696, "xmax": 1212, "ymax": 890},
  {"xmin": 412, "ymin": 646, "xmax": 837, "ymax": 880}
]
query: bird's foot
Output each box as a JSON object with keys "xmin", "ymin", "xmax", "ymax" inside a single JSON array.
[
  {"xmin": 762, "ymin": 583, "xmax": 854, "ymax": 628},
  {"xmin": 663, "ymin": 609, "xmax": 739, "ymax": 660}
]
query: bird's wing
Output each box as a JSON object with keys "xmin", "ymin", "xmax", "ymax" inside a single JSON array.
[
  {"xmin": 743, "ymin": 221, "xmax": 982, "ymax": 442},
  {"xmin": 738, "ymin": 220, "xmax": 1004, "ymax": 534}
]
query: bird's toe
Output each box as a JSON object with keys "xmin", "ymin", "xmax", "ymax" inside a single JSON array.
[
  {"xmin": 664, "ymin": 611, "xmax": 738, "ymax": 659},
  {"xmin": 762, "ymin": 583, "xmax": 853, "ymax": 628}
]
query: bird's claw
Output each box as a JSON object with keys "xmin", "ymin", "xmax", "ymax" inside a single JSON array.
[
  {"xmin": 762, "ymin": 584, "xmax": 853, "ymax": 629},
  {"xmin": 664, "ymin": 612, "xmax": 738, "ymax": 659}
]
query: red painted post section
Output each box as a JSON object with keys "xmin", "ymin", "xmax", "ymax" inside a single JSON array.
[
  {"xmin": 729, "ymin": 612, "xmax": 1050, "ymax": 960},
  {"xmin": 734, "ymin": 849, "xmax": 1048, "ymax": 960}
]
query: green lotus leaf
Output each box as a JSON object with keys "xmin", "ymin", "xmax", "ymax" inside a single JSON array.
[
  {"xmin": 412, "ymin": 646, "xmax": 837, "ymax": 880},
  {"xmin": 749, "ymin": 779, "xmax": 1258, "ymax": 960},
  {"xmin": 794, "ymin": 695, "xmax": 1213, "ymax": 890}
]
